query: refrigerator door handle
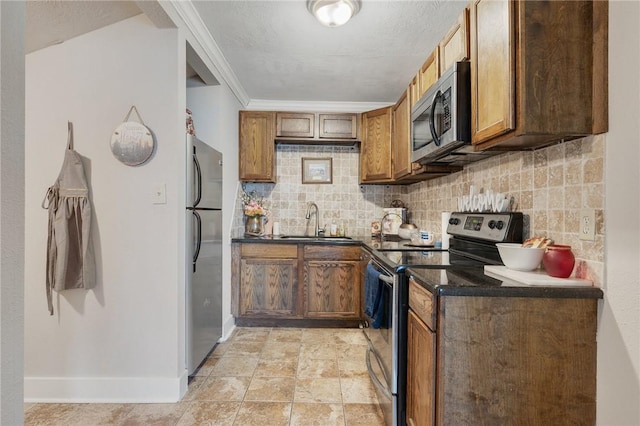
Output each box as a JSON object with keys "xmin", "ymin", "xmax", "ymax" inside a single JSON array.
[
  {"xmin": 192, "ymin": 149, "xmax": 202, "ymax": 207},
  {"xmin": 192, "ymin": 210, "xmax": 202, "ymax": 273}
]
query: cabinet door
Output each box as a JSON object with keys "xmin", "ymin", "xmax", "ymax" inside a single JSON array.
[
  {"xmin": 410, "ymin": 74, "xmax": 420, "ymax": 108},
  {"xmin": 439, "ymin": 7, "xmax": 470, "ymax": 74},
  {"xmin": 407, "ymin": 310, "xmax": 436, "ymax": 426},
  {"xmin": 392, "ymin": 88, "xmax": 412, "ymax": 180},
  {"xmin": 418, "ymin": 48, "xmax": 440, "ymax": 99},
  {"xmin": 239, "ymin": 258, "xmax": 298, "ymax": 317},
  {"xmin": 361, "ymin": 106, "xmax": 393, "ymax": 183},
  {"xmin": 470, "ymin": 0, "xmax": 515, "ymax": 144},
  {"xmin": 239, "ymin": 111, "xmax": 276, "ymax": 182},
  {"xmin": 276, "ymin": 112, "xmax": 315, "ymax": 138},
  {"xmin": 318, "ymin": 114, "xmax": 358, "ymax": 139},
  {"xmin": 304, "ymin": 261, "xmax": 360, "ymax": 319}
]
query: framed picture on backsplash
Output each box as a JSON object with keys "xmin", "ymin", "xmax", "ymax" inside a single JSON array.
[{"xmin": 302, "ymin": 157, "xmax": 332, "ymax": 184}]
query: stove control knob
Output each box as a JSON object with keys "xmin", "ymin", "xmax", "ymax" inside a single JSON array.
[
  {"xmin": 449, "ymin": 218, "xmax": 460, "ymax": 225},
  {"xmin": 488, "ymin": 220, "xmax": 496, "ymax": 229},
  {"xmin": 496, "ymin": 221, "xmax": 505, "ymax": 230}
]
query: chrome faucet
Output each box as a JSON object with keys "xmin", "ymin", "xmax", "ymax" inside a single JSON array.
[{"xmin": 305, "ymin": 202, "xmax": 323, "ymax": 236}]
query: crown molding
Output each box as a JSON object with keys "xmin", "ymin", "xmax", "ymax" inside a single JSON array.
[
  {"xmin": 246, "ymin": 99, "xmax": 393, "ymax": 113},
  {"xmin": 165, "ymin": 0, "xmax": 250, "ymax": 106}
]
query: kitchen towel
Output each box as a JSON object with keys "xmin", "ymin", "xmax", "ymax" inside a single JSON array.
[{"xmin": 364, "ymin": 263, "xmax": 382, "ymax": 318}]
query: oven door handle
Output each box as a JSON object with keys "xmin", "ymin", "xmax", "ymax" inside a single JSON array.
[
  {"xmin": 367, "ymin": 260, "xmax": 394, "ymax": 284},
  {"xmin": 366, "ymin": 346, "xmax": 392, "ymax": 400}
]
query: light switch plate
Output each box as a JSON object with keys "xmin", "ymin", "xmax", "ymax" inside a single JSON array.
[
  {"xmin": 579, "ymin": 208, "xmax": 595, "ymax": 241},
  {"xmin": 152, "ymin": 183, "xmax": 166, "ymax": 204}
]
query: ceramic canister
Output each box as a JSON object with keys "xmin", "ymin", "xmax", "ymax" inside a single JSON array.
[{"xmin": 542, "ymin": 245, "xmax": 575, "ymax": 278}]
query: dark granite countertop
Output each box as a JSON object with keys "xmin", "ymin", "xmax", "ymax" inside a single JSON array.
[
  {"xmin": 232, "ymin": 234, "xmax": 604, "ymax": 299},
  {"xmin": 408, "ymin": 266, "xmax": 604, "ymax": 299}
]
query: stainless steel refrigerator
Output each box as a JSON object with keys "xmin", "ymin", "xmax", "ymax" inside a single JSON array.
[{"xmin": 186, "ymin": 134, "xmax": 223, "ymax": 375}]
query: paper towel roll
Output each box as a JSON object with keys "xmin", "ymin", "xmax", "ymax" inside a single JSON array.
[
  {"xmin": 272, "ymin": 222, "xmax": 280, "ymax": 236},
  {"xmin": 441, "ymin": 212, "xmax": 451, "ymax": 249}
]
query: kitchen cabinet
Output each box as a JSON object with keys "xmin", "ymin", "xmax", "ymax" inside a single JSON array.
[
  {"xmin": 409, "ymin": 75, "xmax": 420, "ymax": 108},
  {"xmin": 275, "ymin": 112, "xmax": 359, "ymax": 142},
  {"xmin": 418, "ymin": 48, "xmax": 439, "ymax": 100},
  {"xmin": 470, "ymin": 0, "xmax": 608, "ymax": 150},
  {"xmin": 439, "ymin": 7, "xmax": 470, "ymax": 75},
  {"xmin": 319, "ymin": 114, "xmax": 358, "ymax": 139},
  {"xmin": 360, "ymin": 106, "xmax": 393, "ymax": 183},
  {"xmin": 392, "ymin": 88, "xmax": 412, "ymax": 180},
  {"xmin": 407, "ymin": 310, "xmax": 435, "ymax": 426},
  {"xmin": 232, "ymin": 241, "xmax": 362, "ymax": 326},
  {"xmin": 303, "ymin": 245, "xmax": 361, "ymax": 319},
  {"xmin": 239, "ymin": 111, "xmax": 276, "ymax": 182},
  {"xmin": 235, "ymin": 244, "xmax": 298, "ymax": 318},
  {"xmin": 407, "ymin": 276, "xmax": 599, "ymax": 424},
  {"xmin": 276, "ymin": 112, "xmax": 315, "ymax": 138}
]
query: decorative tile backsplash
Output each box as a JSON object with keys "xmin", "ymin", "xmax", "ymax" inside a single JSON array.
[
  {"xmin": 407, "ymin": 135, "xmax": 605, "ymax": 285},
  {"xmin": 234, "ymin": 134, "xmax": 604, "ymax": 285},
  {"xmin": 233, "ymin": 144, "xmax": 407, "ymax": 237}
]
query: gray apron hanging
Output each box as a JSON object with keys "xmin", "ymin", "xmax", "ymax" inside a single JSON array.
[{"xmin": 42, "ymin": 122, "xmax": 96, "ymax": 315}]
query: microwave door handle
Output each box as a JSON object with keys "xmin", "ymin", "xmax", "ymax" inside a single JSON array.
[{"xmin": 429, "ymin": 90, "xmax": 442, "ymax": 147}]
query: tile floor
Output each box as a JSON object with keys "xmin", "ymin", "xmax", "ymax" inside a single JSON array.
[{"xmin": 24, "ymin": 327, "xmax": 385, "ymax": 426}]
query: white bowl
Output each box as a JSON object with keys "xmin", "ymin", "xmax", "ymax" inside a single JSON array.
[{"xmin": 496, "ymin": 243, "xmax": 545, "ymax": 271}]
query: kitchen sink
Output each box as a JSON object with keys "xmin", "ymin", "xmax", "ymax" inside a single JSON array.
[{"xmin": 279, "ymin": 235, "xmax": 352, "ymax": 241}]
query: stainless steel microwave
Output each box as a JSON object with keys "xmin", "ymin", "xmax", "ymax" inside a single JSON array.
[{"xmin": 411, "ymin": 61, "xmax": 471, "ymax": 164}]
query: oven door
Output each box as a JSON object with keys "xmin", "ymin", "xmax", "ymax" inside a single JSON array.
[{"xmin": 362, "ymin": 259, "xmax": 398, "ymax": 426}]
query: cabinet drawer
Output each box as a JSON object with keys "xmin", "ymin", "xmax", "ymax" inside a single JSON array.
[
  {"xmin": 303, "ymin": 245, "xmax": 361, "ymax": 261},
  {"xmin": 409, "ymin": 278, "xmax": 435, "ymax": 329},
  {"xmin": 241, "ymin": 244, "xmax": 297, "ymax": 259}
]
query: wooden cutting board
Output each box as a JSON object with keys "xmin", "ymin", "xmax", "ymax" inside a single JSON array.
[{"xmin": 484, "ymin": 265, "xmax": 593, "ymax": 287}]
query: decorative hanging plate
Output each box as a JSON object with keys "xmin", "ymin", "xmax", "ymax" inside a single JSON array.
[{"xmin": 110, "ymin": 106, "xmax": 154, "ymax": 166}]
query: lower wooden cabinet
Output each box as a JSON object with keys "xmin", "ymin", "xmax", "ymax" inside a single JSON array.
[
  {"xmin": 407, "ymin": 277, "xmax": 599, "ymax": 425},
  {"xmin": 407, "ymin": 310, "xmax": 436, "ymax": 426},
  {"xmin": 236, "ymin": 244, "xmax": 298, "ymax": 318},
  {"xmin": 232, "ymin": 242, "xmax": 362, "ymax": 325}
]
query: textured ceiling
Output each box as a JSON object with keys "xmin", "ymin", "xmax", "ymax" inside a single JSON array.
[
  {"xmin": 192, "ymin": 0, "xmax": 469, "ymax": 103},
  {"xmin": 26, "ymin": 1, "xmax": 142, "ymax": 53},
  {"xmin": 26, "ymin": 0, "xmax": 469, "ymax": 104}
]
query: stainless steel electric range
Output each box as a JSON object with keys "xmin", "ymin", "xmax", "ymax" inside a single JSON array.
[{"xmin": 362, "ymin": 212, "xmax": 523, "ymax": 426}]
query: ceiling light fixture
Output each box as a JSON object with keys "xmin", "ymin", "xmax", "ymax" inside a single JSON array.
[{"xmin": 307, "ymin": 0, "xmax": 361, "ymax": 27}]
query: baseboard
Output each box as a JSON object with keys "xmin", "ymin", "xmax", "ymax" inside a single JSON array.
[
  {"xmin": 25, "ymin": 372, "xmax": 189, "ymax": 403},
  {"xmin": 221, "ymin": 314, "xmax": 235, "ymax": 341}
]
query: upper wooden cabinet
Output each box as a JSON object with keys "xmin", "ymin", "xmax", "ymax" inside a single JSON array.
[
  {"xmin": 319, "ymin": 114, "xmax": 358, "ymax": 139},
  {"xmin": 276, "ymin": 112, "xmax": 314, "ymax": 138},
  {"xmin": 418, "ymin": 48, "xmax": 440, "ymax": 100},
  {"xmin": 239, "ymin": 111, "xmax": 276, "ymax": 182},
  {"xmin": 392, "ymin": 88, "xmax": 412, "ymax": 180},
  {"xmin": 409, "ymin": 74, "xmax": 420, "ymax": 108},
  {"xmin": 470, "ymin": 0, "xmax": 608, "ymax": 150},
  {"xmin": 275, "ymin": 112, "xmax": 359, "ymax": 142},
  {"xmin": 439, "ymin": 7, "xmax": 470, "ymax": 75},
  {"xmin": 360, "ymin": 106, "xmax": 393, "ymax": 183}
]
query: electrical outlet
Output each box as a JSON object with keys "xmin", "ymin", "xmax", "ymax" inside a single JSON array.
[{"xmin": 579, "ymin": 208, "xmax": 595, "ymax": 241}]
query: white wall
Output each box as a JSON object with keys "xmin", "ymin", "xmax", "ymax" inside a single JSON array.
[
  {"xmin": 24, "ymin": 15, "xmax": 187, "ymax": 402},
  {"xmin": 186, "ymin": 84, "xmax": 242, "ymax": 339},
  {"xmin": 599, "ymin": 1, "xmax": 640, "ymax": 424},
  {"xmin": 0, "ymin": 1, "xmax": 25, "ymax": 423}
]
